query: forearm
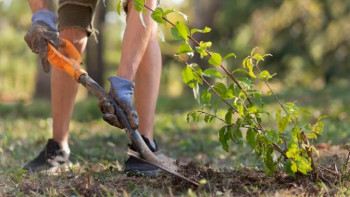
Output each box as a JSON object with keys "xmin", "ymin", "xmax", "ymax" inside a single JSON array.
[{"xmin": 27, "ymin": 0, "xmax": 48, "ymax": 13}]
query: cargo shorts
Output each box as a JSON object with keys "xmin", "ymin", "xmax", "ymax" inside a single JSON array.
[{"xmin": 58, "ymin": 0, "xmax": 160, "ymax": 37}]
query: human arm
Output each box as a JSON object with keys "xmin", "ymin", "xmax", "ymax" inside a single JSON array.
[
  {"xmin": 25, "ymin": 0, "xmax": 59, "ymax": 72},
  {"xmin": 27, "ymin": 0, "xmax": 48, "ymax": 13}
]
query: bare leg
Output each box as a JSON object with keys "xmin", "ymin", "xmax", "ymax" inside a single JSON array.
[
  {"xmin": 51, "ymin": 28, "xmax": 87, "ymax": 151},
  {"xmin": 117, "ymin": 1, "xmax": 160, "ymax": 141},
  {"xmin": 134, "ymin": 29, "xmax": 162, "ymax": 141},
  {"xmin": 117, "ymin": 0, "xmax": 158, "ymax": 81}
]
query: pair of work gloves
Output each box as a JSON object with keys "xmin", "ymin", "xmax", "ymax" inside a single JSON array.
[{"xmin": 25, "ymin": 10, "xmax": 139, "ymax": 129}]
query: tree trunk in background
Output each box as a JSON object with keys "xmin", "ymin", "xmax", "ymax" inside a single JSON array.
[
  {"xmin": 86, "ymin": 1, "xmax": 106, "ymax": 88},
  {"xmin": 34, "ymin": 0, "xmax": 56, "ymax": 99}
]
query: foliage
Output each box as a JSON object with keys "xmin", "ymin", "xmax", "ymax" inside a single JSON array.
[
  {"xmin": 208, "ymin": 0, "xmax": 350, "ymax": 86},
  {"xmin": 127, "ymin": 0, "xmax": 328, "ymax": 176}
]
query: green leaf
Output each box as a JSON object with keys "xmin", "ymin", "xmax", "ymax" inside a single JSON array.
[
  {"xmin": 133, "ymin": 0, "xmax": 145, "ymax": 12},
  {"xmin": 164, "ymin": 9, "xmax": 175, "ymax": 16},
  {"xmin": 225, "ymin": 109, "xmax": 233, "ymax": 124},
  {"xmin": 238, "ymin": 104, "xmax": 244, "ymax": 116},
  {"xmin": 117, "ymin": 0, "xmax": 122, "ymax": 15},
  {"xmin": 151, "ymin": 8, "xmax": 165, "ymax": 24},
  {"xmin": 228, "ymin": 84, "xmax": 241, "ymax": 97},
  {"xmin": 264, "ymin": 146, "xmax": 275, "ymax": 175},
  {"xmin": 278, "ymin": 115, "xmax": 290, "ymax": 133},
  {"xmin": 265, "ymin": 130, "xmax": 280, "ymax": 144},
  {"xmin": 286, "ymin": 141, "xmax": 299, "ymax": 158},
  {"xmin": 191, "ymin": 26, "xmax": 211, "ymax": 35},
  {"xmin": 238, "ymin": 77, "xmax": 253, "ymax": 88},
  {"xmin": 224, "ymin": 53, "xmax": 236, "ymax": 60},
  {"xmin": 181, "ymin": 66, "xmax": 195, "ymax": 88},
  {"xmin": 247, "ymin": 58, "xmax": 256, "ymax": 78},
  {"xmin": 204, "ymin": 114, "xmax": 210, "ymax": 123},
  {"xmin": 291, "ymin": 161, "xmax": 297, "ymax": 173},
  {"xmin": 258, "ymin": 70, "xmax": 272, "ymax": 80},
  {"xmin": 187, "ymin": 111, "xmax": 197, "ymax": 122},
  {"xmin": 195, "ymin": 41, "xmax": 211, "ymax": 58},
  {"xmin": 230, "ymin": 125, "xmax": 243, "ymax": 145},
  {"xmin": 312, "ymin": 117, "xmax": 325, "ymax": 135},
  {"xmin": 219, "ymin": 126, "xmax": 230, "ymax": 152},
  {"xmin": 295, "ymin": 156, "xmax": 313, "ymax": 175},
  {"xmin": 232, "ymin": 68, "xmax": 249, "ymax": 75},
  {"xmin": 246, "ymin": 128, "xmax": 256, "ymax": 149},
  {"xmin": 304, "ymin": 132, "xmax": 318, "ymax": 139},
  {"xmin": 208, "ymin": 53, "xmax": 222, "ymax": 66},
  {"xmin": 174, "ymin": 21, "xmax": 190, "ymax": 40},
  {"xmin": 202, "ymin": 68, "xmax": 222, "ymax": 79},
  {"xmin": 225, "ymin": 84, "xmax": 235, "ymax": 99},
  {"xmin": 291, "ymin": 126, "xmax": 300, "ymax": 141},
  {"xmin": 242, "ymin": 57, "xmax": 248, "ymax": 68},
  {"xmin": 284, "ymin": 102, "xmax": 298, "ymax": 116},
  {"xmin": 171, "ymin": 27, "xmax": 184, "ymax": 40},
  {"xmin": 212, "ymin": 82, "xmax": 227, "ymax": 98},
  {"xmin": 284, "ymin": 160, "xmax": 296, "ymax": 175},
  {"xmin": 177, "ymin": 42, "xmax": 194, "ymax": 55},
  {"xmin": 250, "ymin": 47, "xmax": 258, "ymax": 56},
  {"xmin": 253, "ymin": 54, "xmax": 264, "ymax": 61},
  {"xmin": 201, "ymin": 90, "xmax": 211, "ymax": 105},
  {"xmin": 248, "ymin": 106, "xmax": 258, "ymax": 114}
]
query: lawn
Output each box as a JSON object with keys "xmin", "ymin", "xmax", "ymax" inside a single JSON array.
[{"xmin": 1, "ymin": 83, "xmax": 350, "ymax": 196}]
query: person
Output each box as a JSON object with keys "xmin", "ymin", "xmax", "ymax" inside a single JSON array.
[{"xmin": 23, "ymin": 0, "xmax": 162, "ymax": 176}]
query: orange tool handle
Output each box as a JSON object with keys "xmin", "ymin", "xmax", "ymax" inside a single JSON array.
[{"xmin": 47, "ymin": 39, "xmax": 87, "ymax": 82}]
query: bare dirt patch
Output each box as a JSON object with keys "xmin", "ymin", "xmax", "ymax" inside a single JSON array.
[{"xmin": 12, "ymin": 161, "xmax": 346, "ymax": 196}]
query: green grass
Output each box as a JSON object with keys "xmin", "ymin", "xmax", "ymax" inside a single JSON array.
[{"xmin": 1, "ymin": 83, "xmax": 350, "ymax": 196}]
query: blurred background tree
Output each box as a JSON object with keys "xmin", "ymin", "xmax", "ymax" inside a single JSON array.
[{"xmin": 0, "ymin": 0, "xmax": 349, "ymax": 101}]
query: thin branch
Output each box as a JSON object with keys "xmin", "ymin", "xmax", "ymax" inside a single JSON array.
[
  {"xmin": 196, "ymin": 110, "xmax": 226, "ymax": 124},
  {"xmin": 145, "ymin": 4, "xmax": 288, "ymax": 159},
  {"xmin": 144, "ymin": 5, "xmax": 253, "ymax": 106},
  {"xmin": 176, "ymin": 55, "xmax": 287, "ymax": 159},
  {"xmin": 254, "ymin": 63, "xmax": 297, "ymax": 126},
  {"xmin": 196, "ymin": 110, "xmax": 262, "ymax": 131}
]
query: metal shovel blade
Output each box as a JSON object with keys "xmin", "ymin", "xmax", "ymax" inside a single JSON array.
[{"xmin": 127, "ymin": 149, "xmax": 199, "ymax": 186}]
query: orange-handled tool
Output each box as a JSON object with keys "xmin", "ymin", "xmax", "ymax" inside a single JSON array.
[{"xmin": 47, "ymin": 39, "xmax": 87, "ymax": 82}]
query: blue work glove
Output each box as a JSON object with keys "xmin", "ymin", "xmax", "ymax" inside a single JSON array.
[
  {"xmin": 99, "ymin": 76, "xmax": 139, "ymax": 129},
  {"xmin": 24, "ymin": 10, "xmax": 59, "ymax": 73}
]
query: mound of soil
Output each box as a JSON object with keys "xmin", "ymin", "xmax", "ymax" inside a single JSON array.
[
  {"xmin": 16, "ymin": 158, "xmax": 346, "ymax": 196},
  {"xmin": 169, "ymin": 161, "xmax": 328, "ymax": 196}
]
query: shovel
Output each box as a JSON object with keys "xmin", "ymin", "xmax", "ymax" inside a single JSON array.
[{"xmin": 46, "ymin": 39, "xmax": 199, "ymax": 186}]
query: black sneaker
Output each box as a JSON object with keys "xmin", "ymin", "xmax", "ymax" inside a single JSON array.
[
  {"xmin": 23, "ymin": 139, "xmax": 71, "ymax": 173},
  {"xmin": 124, "ymin": 135, "xmax": 160, "ymax": 176}
]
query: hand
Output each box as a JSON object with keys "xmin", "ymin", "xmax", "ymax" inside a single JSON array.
[
  {"xmin": 24, "ymin": 10, "xmax": 59, "ymax": 73},
  {"xmin": 99, "ymin": 76, "xmax": 139, "ymax": 129}
]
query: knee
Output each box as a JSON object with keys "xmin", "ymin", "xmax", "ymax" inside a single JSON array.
[{"xmin": 59, "ymin": 27, "xmax": 88, "ymax": 54}]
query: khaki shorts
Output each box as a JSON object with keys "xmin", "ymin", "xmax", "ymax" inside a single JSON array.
[{"xmin": 58, "ymin": 0, "xmax": 160, "ymax": 37}]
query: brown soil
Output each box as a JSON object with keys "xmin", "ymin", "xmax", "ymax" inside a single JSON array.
[
  {"xmin": 171, "ymin": 161, "xmax": 340, "ymax": 196},
  {"xmin": 13, "ymin": 144, "xmax": 349, "ymax": 196},
  {"xmin": 14, "ymin": 161, "xmax": 345, "ymax": 197}
]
